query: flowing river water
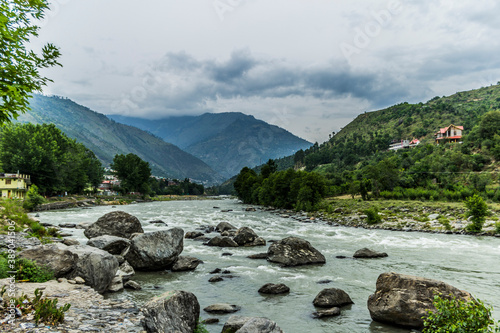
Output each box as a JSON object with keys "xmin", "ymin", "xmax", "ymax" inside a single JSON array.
[{"xmin": 36, "ymin": 199, "xmax": 500, "ymax": 333}]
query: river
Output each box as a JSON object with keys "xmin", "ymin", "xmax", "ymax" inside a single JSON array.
[{"xmin": 36, "ymin": 198, "xmax": 500, "ymax": 333}]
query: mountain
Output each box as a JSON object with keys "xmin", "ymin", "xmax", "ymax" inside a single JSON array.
[
  {"xmin": 17, "ymin": 95, "xmax": 222, "ymax": 184},
  {"xmin": 109, "ymin": 112, "xmax": 312, "ymax": 178},
  {"xmin": 286, "ymin": 83, "xmax": 500, "ymax": 174}
]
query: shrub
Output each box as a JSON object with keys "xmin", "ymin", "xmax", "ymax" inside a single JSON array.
[
  {"xmin": 194, "ymin": 318, "xmax": 210, "ymax": 333},
  {"xmin": 465, "ymin": 194, "xmax": 489, "ymax": 233},
  {"xmin": 22, "ymin": 184, "xmax": 45, "ymax": 211},
  {"xmin": 422, "ymin": 294, "xmax": 498, "ymax": 333},
  {"xmin": 0, "ymin": 253, "xmax": 54, "ymax": 282},
  {"xmin": 364, "ymin": 206, "xmax": 382, "ymax": 224}
]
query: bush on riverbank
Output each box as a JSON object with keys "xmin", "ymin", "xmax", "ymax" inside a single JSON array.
[
  {"xmin": 0, "ymin": 200, "xmax": 53, "ymax": 241},
  {"xmin": 0, "ymin": 253, "xmax": 54, "ymax": 282}
]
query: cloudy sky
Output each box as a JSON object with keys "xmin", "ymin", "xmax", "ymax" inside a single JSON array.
[{"xmin": 31, "ymin": 0, "xmax": 500, "ymax": 143}]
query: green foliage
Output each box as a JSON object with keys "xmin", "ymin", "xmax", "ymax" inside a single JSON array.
[
  {"xmin": 150, "ymin": 178, "xmax": 204, "ymax": 196},
  {"xmin": 234, "ymin": 167, "xmax": 327, "ymax": 211},
  {"xmin": 22, "ymin": 184, "xmax": 45, "ymax": 211},
  {"xmin": 0, "ymin": 252, "xmax": 53, "ymax": 282},
  {"xmin": 111, "ymin": 153, "xmax": 151, "ymax": 196},
  {"xmin": 0, "ymin": 0, "xmax": 61, "ymax": 124},
  {"xmin": 465, "ymin": 194, "xmax": 489, "ymax": 233},
  {"xmin": 364, "ymin": 206, "xmax": 382, "ymax": 224},
  {"xmin": 422, "ymin": 294, "xmax": 498, "ymax": 333},
  {"xmin": 0, "ymin": 199, "xmax": 51, "ymax": 240},
  {"xmin": 0, "ymin": 123, "xmax": 104, "ymax": 195},
  {"xmin": 0, "ymin": 287, "xmax": 70, "ymax": 326},
  {"xmin": 194, "ymin": 318, "xmax": 210, "ymax": 333}
]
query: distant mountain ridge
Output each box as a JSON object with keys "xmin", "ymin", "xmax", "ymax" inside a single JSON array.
[
  {"xmin": 18, "ymin": 95, "xmax": 222, "ymax": 184},
  {"xmin": 109, "ymin": 112, "xmax": 312, "ymax": 178}
]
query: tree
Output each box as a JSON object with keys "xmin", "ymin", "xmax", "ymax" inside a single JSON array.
[
  {"xmin": 111, "ymin": 153, "xmax": 151, "ymax": 196},
  {"xmin": 0, "ymin": 0, "xmax": 61, "ymax": 124},
  {"xmin": 260, "ymin": 159, "xmax": 277, "ymax": 179},
  {"xmin": 465, "ymin": 194, "xmax": 489, "ymax": 233}
]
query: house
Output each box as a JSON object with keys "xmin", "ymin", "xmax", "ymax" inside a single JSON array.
[
  {"xmin": 388, "ymin": 138, "xmax": 420, "ymax": 151},
  {"xmin": 435, "ymin": 124, "xmax": 463, "ymax": 143},
  {"xmin": 0, "ymin": 173, "xmax": 31, "ymax": 199}
]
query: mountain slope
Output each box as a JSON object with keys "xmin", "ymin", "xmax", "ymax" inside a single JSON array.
[
  {"xmin": 17, "ymin": 95, "xmax": 222, "ymax": 183},
  {"xmin": 109, "ymin": 112, "xmax": 312, "ymax": 178}
]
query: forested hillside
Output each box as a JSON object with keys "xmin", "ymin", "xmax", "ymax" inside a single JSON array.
[{"xmin": 17, "ymin": 95, "xmax": 222, "ymax": 183}]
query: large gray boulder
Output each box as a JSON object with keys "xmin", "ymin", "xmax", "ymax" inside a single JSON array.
[
  {"xmin": 142, "ymin": 290, "xmax": 200, "ymax": 333},
  {"xmin": 222, "ymin": 316, "xmax": 253, "ymax": 333},
  {"xmin": 313, "ymin": 288, "xmax": 354, "ymax": 308},
  {"xmin": 216, "ymin": 222, "xmax": 237, "ymax": 233},
  {"xmin": 267, "ymin": 237, "xmax": 326, "ymax": 267},
  {"xmin": 206, "ymin": 236, "xmax": 239, "ymax": 247},
  {"xmin": 236, "ymin": 317, "xmax": 284, "ymax": 333},
  {"xmin": 233, "ymin": 227, "xmax": 259, "ymax": 246},
  {"xmin": 18, "ymin": 244, "xmax": 77, "ymax": 278},
  {"xmin": 65, "ymin": 245, "xmax": 119, "ymax": 293},
  {"xmin": 171, "ymin": 256, "xmax": 202, "ymax": 272},
  {"xmin": 367, "ymin": 272, "xmax": 474, "ymax": 329},
  {"xmin": 86, "ymin": 235, "xmax": 131, "ymax": 255},
  {"xmin": 125, "ymin": 228, "xmax": 184, "ymax": 270},
  {"xmin": 84, "ymin": 211, "xmax": 143, "ymax": 239}
]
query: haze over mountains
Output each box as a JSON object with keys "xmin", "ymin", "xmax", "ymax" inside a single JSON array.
[
  {"xmin": 17, "ymin": 95, "xmax": 311, "ymax": 183},
  {"xmin": 109, "ymin": 113, "xmax": 312, "ymax": 178}
]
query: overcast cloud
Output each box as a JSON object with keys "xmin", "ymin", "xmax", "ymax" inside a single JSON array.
[{"xmin": 31, "ymin": 0, "xmax": 500, "ymax": 142}]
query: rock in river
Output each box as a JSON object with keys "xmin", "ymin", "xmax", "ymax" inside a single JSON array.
[
  {"xmin": 258, "ymin": 283, "xmax": 290, "ymax": 295},
  {"xmin": 86, "ymin": 235, "xmax": 131, "ymax": 255},
  {"xmin": 143, "ymin": 290, "xmax": 200, "ymax": 333},
  {"xmin": 84, "ymin": 211, "xmax": 143, "ymax": 239},
  {"xmin": 204, "ymin": 303, "xmax": 241, "ymax": 314},
  {"xmin": 267, "ymin": 236, "xmax": 326, "ymax": 267},
  {"xmin": 125, "ymin": 228, "xmax": 184, "ymax": 270},
  {"xmin": 206, "ymin": 236, "xmax": 239, "ymax": 247},
  {"xmin": 313, "ymin": 288, "xmax": 354, "ymax": 308},
  {"xmin": 367, "ymin": 272, "xmax": 474, "ymax": 329},
  {"xmin": 171, "ymin": 256, "xmax": 202, "ymax": 272},
  {"xmin": 353, "ymin": 247, "xmax": 388, "ymax": 258}
]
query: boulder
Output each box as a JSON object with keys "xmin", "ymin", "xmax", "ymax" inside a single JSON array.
[
  {"xmin": 209, "ymin": 275, "xmax": 224, "ymax": 283},
  {"xmin": 367, "ymin": 272, "xmax": 474, "ymax": 329},
  {"xmin": 353, "ymin": 248, "xmax": 388, "ymax": 258},
  {"xmin": 84, "ymin": 211, "xmax": 143, "ymax": 239},
  {"xmin": 125, "ymin": 228, "xmax": 184, "ymax": 270},
  {"xmin": 171, "ymin": 256, "xmax": 202, "ymax": 272},
  {"xmin": 86, "ymin": 235, "xmax": 131, "ymax": 255},
  {"xmin": 142, "ymin": 290, "xmax": 200, "ymax": 333},
  {"xmin": 18, "ymin": 244, "xmax": 77, "ymax": 278},
  {"xmin": 65, "ymin": 245, "xmax": 119, "ymax": 294},
  {"xmin": 233, "ymin": 227, "xmax": 259, "ymax": 246},
  {"xmin": 236, "ymin": 317, "xmax": 283, "ymax": 333},
  {"xmin": 258, "ymin": 283, "xmax": 290, "ymax": 294},
  {"xmin": 267, "ymin": 237, "xmax": 326, "ymax": 267},
  {"xmin": 107, "ymin": 275, "xmax": 124, "ymax": 293},
  {"xmin": 185, "ymin": 231, "xmax": 204, "ymax": 239},
  {"xmin": 216, "ymin": 222, "xmax": 236, "ymax": 233},
  {"xmin": 312, "ymin": 307, "xmax": 341, "ymax": 318},
  {"xmin": 247, "ymin": 253, "xmax": 268, "ymax": 259},
  {"xmin": 222, "ymin": 316, "xmax": 253, "ymax": 333},
  {"xmin": 204, "ymin": 303, "xmax": 241, "ymax": 314},
  {"xmin": 124, "ymin": 280, "xmax": 142, "ymax": 290},
  {"xmin": 62, "ymin": 238, "xmax": 80, "ymax": 246},
  {"xmin": 206, "ymin": 236, "xmax": 239, "ymax": 247},
  {"xmin": 313, "ymin": 288, "xmax": 354, "ymax": 308},
  {"xmin": 116, "ymin": 261, "xmax": 135, "ymax": 282}
]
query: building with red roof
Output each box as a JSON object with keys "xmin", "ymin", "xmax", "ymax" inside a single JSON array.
[{"xmin": 435, "ymin": 124, "xmax": 463, "ymax": 143}]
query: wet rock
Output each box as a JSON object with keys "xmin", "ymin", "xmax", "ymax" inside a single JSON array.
[
  {"xmin": 86, "ymin": 235, "xmax": 131, "ymax": 255},
  {"xmin": 247, "ymin": 253, "xmax": 268, "ymax": 259},
  {"xmin": 312, "ymin": 307, "xmax": 341, "ymax": 318},
  {"xmin": 206, "ymin": 236, "xmax": 239, "ymax": 247},
  {"xmin": 65, "ymin": 245, "xmax": 119, "ymax": 294},
  {"xmin": 149, "ymin": 219, "xmax": 166, "ymax": 225},
  {"xmin": 222, "ymin": 252, "xmax": 233, "ymax": 256},
  {"xmin": 143, "ymin": 290, "xmax": 200, "ymax": 333},
  {"xmin": 18, "ymin": 243, "xmax": 78, "ymax": 278},
  {"xmin": 203, "ymin": 318, "xmax": 219, "ymax": 324},
  {"xmin": 216, "ymin": 222, "xmax": 237, "ymax": 233},
  {"xmin": 171, "ymin": 256, "xmax": 202, "ymax": 272},
  {"xmin": 313, "ymin": 288, "xmax": 354, "ymax": 308},
  {"xmin": 124, "ymin": 280, "xmax": 142, "ymax": 290},
  {"xmin": 267, "ymin": 236, "xmax": 326, "ymax": 267},
  {"xmin": 117, "ymin": 261, "xmax": 135, "ymax": 282},
  {"xmin": 353, "ymin": 248, "xmax": 388, "ymax": 258},
  {"xmin": 258, "ymin": 283, "xmax": 290, "ymax": 294},
  {"xmin": 125, "ymin": 228, "xmax": 184, "ymax": 270},
  {"xmin": 84, "ymin": 211, "xmax": 143, "ymax": 239},
  {"xmin": 233, "ymin": 227, "xmax": 259, "ymax": 246},
  {"xmin": 316, "ymin": 279, "xmax": 333, "ymax": 284},
  {"xmin": 60, "ymin": 223, "xmax": 77, "ymax": 228},
  {"xmin": 236, "ymin": 317, "xmax": 284, "ymax": 333},
  {"xmin": 222, "ymin": 315, "xmax": 253, "ymax": 333},
  {"xmin": 368, "ymin": 272, "xmax": 474, "ymax": 329},
  {"xmin": 185, "ymin": 231, "xmax": 204, "ymax": 239},
  {"xmin": 62, "ymin": 238, "xmax": 80, "ymax": 246},
  {"xmin": 210, "ymin": 268, "xmax": 222, "ymax": 274},
  {"xmin": 204, "ymin": 303, "xmax": 241, "ymax": 314},
  {"xmin": 209, "ymin": 275, "xmax": 224, "ymax": 283}
]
